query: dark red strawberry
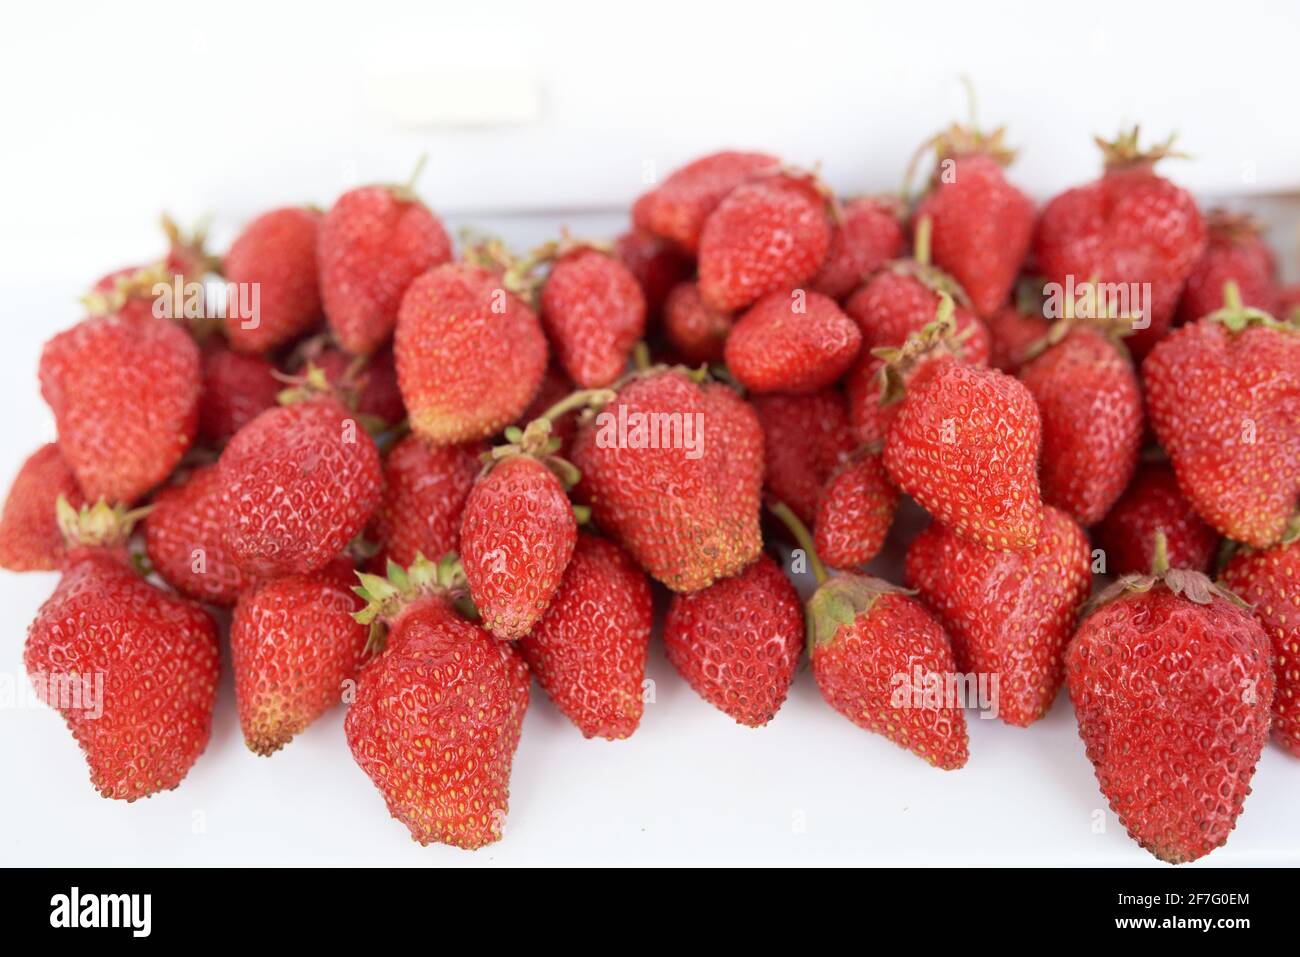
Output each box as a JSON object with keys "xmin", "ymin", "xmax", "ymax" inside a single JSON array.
[
  {"xmin": 145, "ymin": 463, "xmax": 248, "ymax": 605},
  {"xmin": 614, "ymin": 227, "xmax": 693, "ymax": 322},
  {"xmin": 724, "ymin": 289, "xmax": 861, "ymax": 393},
  {"xmin": 0, "ymin": 444, "xmax": 84, "ymax": 572},
  {"xmin": 813, "ymin": 450, "xmax": 898, "ymax": 569},
  {"xmin": 1094, "ymin": 462, "xmax": 1219, "ymax": 577},
  {"xmin": 222, "ymin": 206, "xmax": 323, "ymax": 352},
  {"xmin": 197, "ymin": 341, "xmax": 280, "ymax": 444},
  {"xmin": 663, "ymin": 281, "xmax": 733, "ymax": 365},
  {"xmin": 985, "ymin": 299, "xmax": 1049, "ymax": 373},
  {"xmin": 308, "ymin": 343, "xmax": 406, "ymax": 427},
  {"xmin": 1176, "ymin": 209, "xmax": 1277, "ymax": 325},
  {"xmin": 632, "ymin": 149, "xmax": 777, "ymax": 253},
  {"xmin": 811, "ymin": 195, "xmax": 905, "ymax": 300},
  {"xmin": 751, "ymin": 389, "xmax": 855, "ymax": 526}
]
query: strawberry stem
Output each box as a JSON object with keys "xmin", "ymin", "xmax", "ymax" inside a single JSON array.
[
  {"xmin": 769, "ymin": 501, "xmax": 827, "ymax": 585},
  {"xmin": 1151, "ymin": 530, "xmax": 1170, "ymax": 577},
  {"xmin": 913, "ymin": 215, "xmax": 933, "ymax": 267}
]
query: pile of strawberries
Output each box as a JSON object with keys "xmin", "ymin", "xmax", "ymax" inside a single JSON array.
[{"xmin": 2, "ymin": 114, "xmax": 1299, "ymax": 864}]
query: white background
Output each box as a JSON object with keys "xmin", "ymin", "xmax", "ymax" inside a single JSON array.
[{"xmin": 1, "ymin": 0, "xmax": 1298, "ymax": 866}]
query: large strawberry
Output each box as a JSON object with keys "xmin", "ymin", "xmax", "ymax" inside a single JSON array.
[
  {"xmin": 222, "ymin": 206, "xmax": 323, "ymax": 353},
  {"xmin": 811, "ymin": 195, "xmax": 905, "ymax": 300},
  {"xmin": 663, "ymin": 281, "xmax": 733, "ymax": 365},
  {"xmin": 1067, "ymin": 539, "xmax": 1273, "ymax": 863},
  {"xmin": 346, "ymin": 556, "xmax": 530, "ymax": 849},
  {"xmin": 813, "ymin": 450, "xmax": 898, "ymax": 569},
  {"xmin": 0, "ymin": 444, "xmax": 84, "ymax": 572},
  {"xmin": 1176, "ymin": 210, "xmax": 1277, "ymax": 325},
  {"xmin": 724, "ymin": 289, "xmax": 861, "ymax": 393},
  {"xmin": 632, "ymin": 149, "xmax": 777, "ymax": 253},
  {"xmin": 1143, "ymin": 286, "xmax": 1300, "ymax": 548},
  {"xmin": 751, "ymin": 389, "xmax": 855, "ymax": 526},
  {"xmin": 197, "ymin": 341, "xmax": 280, "ymax": 445},
  {"xmin": 144, "ymin": 463, "xmax": 248, "ymax": 606},
  {"xmin": 1094, "ymin": 462, "xmax": 1220, "ymax": 577},
  {"xmin": 906, "ymin": 505, "xmax": 1091, "ymax": 726},
  {"xmin": 518, "ymin": 533, "xmax": 653, "ymax": 739}
]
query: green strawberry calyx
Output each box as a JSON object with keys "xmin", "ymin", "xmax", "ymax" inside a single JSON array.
[
  {"xmin": 872, "ymin": 292, "xmax": 971, "ymax": 406},
  {"xmin": 486, "ymin": 386, "xmax": 616, "ymax": 490},
  {"xmin": 1096, "ymin": 126, "xmax": 1189, "ymax": 172},
  {"xmin": 1022, "ymin": 273, "xmax": 1137, "ymax": 362},
  {"xmin": 806, "ymin": 573, "xmax": 915, "ymax": 652},
  {"xmin": 352, "ymin": 552, "xmax": 475, "ymax": 654},
  {"xmin": 56, "ymin": 495, "xmax": 152, "ymax": 550},
  {"xmin": 1206, "ymin": 280, "xmax": 1298, "ymax": 335},
  {"xmin": 1083, "ymin": 531, "xmax": 1248, "ymax": 620}
]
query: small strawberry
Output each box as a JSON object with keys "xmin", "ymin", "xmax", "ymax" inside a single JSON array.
[
  {"xmin": 0, "ymin": 444, "xmax": 84, "ymax": 572},
  {"xmin": 222, "ymin": 206, "xmax": 323, "ymax": 352},
  {"xmin": 697, "ymin": 171, "xmax": 833, "ymax": 313},
  {"xmin": 518, "ymin": 533, "xmax": 653, "ymax": 739},
  {"xmin": 81, "ymin": 217, "xmax": 215, "ymax": 325},
  {"xmin": 811, "ymin": 195, "xmax": 905, "ymax": 300},
  {"xmin": 346, "ymin": 555, "xmax": 530, "ymax": 849},
  {"xmin": 144, "ymin": 463, "xmax": 248, "ymax": 605},
  {"xmin": 751, "ymin": 389, "xmax": 855, "ymax": 526},
  {"xmin": 633, "ymin": 149, "xmax": 778, "ymax": 253},
  {"xmin": 231, "ymin": 557, "xmax": 367, "ymax": 755},
  {"xmin": 663, "ymin": 553, "xmax": 804, "ymax": 727},
  {"xmin": 985, "ymin": 298, "xmax": 1049, "ymax": 373},
  {"xmin": 1094, "ymin": 462, "xmax": 1220, "ymax": 577},
  {"xmin": 1067, "ymin": 537, "xmax": 1273, "ymax": 863},
  {"xmin": 905, "ymin": 505, "xmax": 1091, "ymax": 726},
  {"xmin": 724, "ymin": 288, "xmax": 862, "ymax": 394},
  {"xmin": 394, "ymin": 263, "xmax": 548, "ymax": 446},
  {"xmin": 1175, "ymin": 209, "xmax": 1277, "ymax": 325},
  {"xmin": 813, "ymin": 450, "xmax": 898, "ymax": 569},
  {"xmin": 663, "ymin": 281, "xmax": 733, "ymax": 365},
  {"xmin": 308, "ymin": 343, "xmax": 406, "ymax": 428},
  {"xmin": 614, "ymin": 227, "xmax": 693, "ymax": 322},
  {"xmin": 318, "ymin": 164, "xmax": 453, "ymax": 355},
  {"xmin": 197, "ymin": 341, "xmax": 280, "ymax": 445},
  {"xmin": 1143, "ymin": 284, "xmax": 1300, "ymax": 548}
]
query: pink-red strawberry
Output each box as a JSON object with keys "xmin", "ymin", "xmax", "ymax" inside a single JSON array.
[
  {"xmin": 368, "ymin": 434, "xmax": 482, "ymax": 570},
  {"xmin": 0, "ymin": 444, "xmax": 84, "ymax": 572},
  {"xmin": 198, "ymin": 341, "xmax": 280, "ymax": 444},
  {"xmin": 633, "ymin": 149, "xmax": 777, "ymax": 253},
  {"xmin": 517, "ymin": 533, "xmax": 653, "ymax": 739},
  {"xmin": 614, "ymin": 227, "xmax": 693, "ymax": 322},
  {"xmin": 1094, "ymin": 462, "xmax": 1220, "ymax": 577},
  {"xmin": 538, "ymin": 246, "xmax": 646, "ymax": 388},
  {"xmin": 751, "ymin": 389, "xmax": 855, "ymax": 526},
  {"xmin": 1176, "ymin": 210, "xmax": 1277, "ymax": 325},
  {"xmin": 145, "ymin": 463, "xmax": 248, "ymax": 605},
  {"xmin": 663, "ymin": 281, "xmax": 733, "ymax": 365},
  {"xmin": 724, "ymin": 289, "xmax": 861, "ymax": 393},
  {"xmin": 222, "ymin": 206, "xmax": 323, "ymax": 352},
  {"xmin": 811, "ymin": 195, "xmax": 905, "ymax": 300},
  {"xmin": 813, "ymin": 451, "xmax": 898, "ymax": 569}
]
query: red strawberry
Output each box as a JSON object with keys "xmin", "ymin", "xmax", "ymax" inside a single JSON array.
[
  {"xmin": 231, "ymin": 557, "xmax": 367, "ymax": 755},
  {"xmin": 1278, "ymin": 283, "xmax": 1300, "ymax": 323},
  {"xmin": 1176, "ymin": 210, "xmax": 1277, "ymax": 325},
  {"xmin": 82, "ymin": 218, "xmax": 214, "ymax": 325},
  {"xmin": 614, "ymin": 227, "xmax": 693, "ymax": 322},
  {"xmin": 1067, "ymin": 544, "xmax": 1273, "ymax": 862},
  {"xmin": 724, "ymin": 289, "xmax": 861, "ymax": 393},
  {"xmin": 197, "ymin": 341, "xmax": 280, "ymax": 444},
  {"xmin": 219, "ymin": 399, "xmax": 382, "ymax": 578},
  {"xmin": 813, "ymin": 450, "xmax": 898, "ymax": 569},
  {"xmin": 538, "ymin": 245, "xmax": 646, "ymax": 388},
  {"xmin": 1017, "ymin": 326, "xmax": 1143, "ymax": 525},
  {"xmin": 1143, "ymin": 288, "xmax": 1300, "ymax": 547},
  {"xmin": 751, "ymin": 389, "xmax": 855, "ymax": 526},
  {"xmin": 144, "ymin": 463, "xmax": 248, "ymax": 605},
  {"xmin": 517, "ymin": 533, "xmax": 653, "ymax": 739},
  {"xmin": 811, "ymin": 195, "xmax": 905, "ymax": 300},
  {"xmin": 1094, "ymin": 463, "xmax": 1220, "ymax": 577},
  {"xmin": 0, "ymin": 444, "xmax": 84, "ymax": 572},
  {"xmin": 1032, "ymin": 128, "xmax": 1207, "ymax": 358},
  {"xmin": 1222, "ymin": 540, "xmax": 1300, "ymax": 758},
  {"xmin": 985, "ymin": 300, "xmax": 1049, "ymax": 373},
  {"xmin": 663, "ymin": 553, "xmax": 804, "ymax": 727},
  {"xmin": 633, "ymin": 149, "xmax": 777, "ymax": 253},
  {"xmin": 906, "ymin": 505, "xmax": 1091, "ymax": 726},
  {"xmin": 571, "ymin": 369, "xmax": 762, "ymax": 592},
  {"xmin": 697, "ymin": 172, "xmax": 832, "ymax": 313},
  {"xmin": 309, "ymin": 343, "xmax": 406, "ymax": 427},
  {"xmin": 663, "ymin": 281, "xmax": 733, "ymax": 365},
  {"xmin": 394, "ymin": 263, "xmax": 548, "ymax": 445},
  {"xmin": 346, "ymin": 556, "xmax": 530, "ymax": 849},
  {"xmin": 40, "ymin": 314, "xmax": 200, "ymax": 504},
  {"xmin": 222, "ymin": 206, "xmax": 323, "ymax": 352},
  {"xmin": 319, "ymin": 172, "xmax": 453, "ymax": 355}
]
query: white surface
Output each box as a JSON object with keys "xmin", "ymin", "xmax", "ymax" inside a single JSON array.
[{"xmin": 2, "ymin": 1, "xmax": 1299, "ymax": 866}]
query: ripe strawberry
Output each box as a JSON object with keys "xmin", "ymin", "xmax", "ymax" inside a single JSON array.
[
  {"xmin": 318, "ymin": 172, "xmax": 453, "ymax": 355},
  {"xmin": 663, "ymin": 281, "xmax": 733, "ymax": 365},
  {"xmin": 633, "ymin": 149, "xmax": 778, "ymax": 253},
  {"xmin": 368, "ymin": 434, "xmax": 482, "ymax": 570},
  {"xmin": 663, "ymin": 553, "xmax": 804, "ymax": 727},
  {"xmin": 813, "ymin": 451, "xmax": 898, "ymax": 569},
  {"xmin": 1143, "ymin": 287, "xmax": 1300, "ymax": 547},
  {"xmin": 222, "ymin": 206, "xmax": 323, "ymax": 352},
  {"xmin": 614, "ymin": 227, "xmax": 693, "ymax": 322},
  {"xmin": 538, "ymin": 245, "xmax": 646, "ymax": 388},
  {"xmin": 724, "ymin": 289, "xmax": 862, "ymax": 393},
  {"xmin": 1032, "ymin": 128, "xmax": 1206, "ymax": 358},
  {"xmin": 394, "ymin": 263, "xmax": 548, "ymax": 445},
  {"xmin": 1017, "ymin": 326, "xmax": 1142, "ymax": 525},
  {"xmin": 82, "ymin": 218, "xmax": 214, "ymax": 325},
  {"xmin": 985, "ymin": 300, "xmax": 1049, "ymax": 373},
  {"xmin": 571, "ymin": 369, "xmax": 762, "ymax": 592},
  {"xmin": 346, "ymin": 556, "xmax": 530, "ymax": 849},
  {"xmin": 697, "ymin": 172, "xmax": 832, "ymax": 313},
  {"xmin": 309, "ymin": 343, "xmax": 406, "ymax": 428},
  {"xmin": 198, "ymin": 341, "xmax": 280, "ymax": 444},
  {"xmin": 0, "ymin": 444, "xmax": 83, "ymax": 572},
  {"xmin": 751, "ymin": 389, "xmax": 855, "ymax": 526},
  {"xmin": 144, "ymin": 463, "xmax": 247, "ymax": 605},
  {"xmin": 231, "ymin": 557, "xmax": 367, "ymax": 755},
  {"xmin": 906, "ymin": 505, "xmax": 1091, "ymax": 726},
  {"xmin": 40, "ymin": 314, "xmax": 200, "ymax": 504},
  {"xmin": 1278, "ymin": 283, "xmax": 1300, "ymax": 323},
  {"xmin": 1176, "ymin": 210, "xmax": 1277, "ymax": 325},
  {"xmin": 811, "ymin": 195, "xmax": 905, "ymax": 300},
  {"xmin": 1067, "ymin": 542, "xmax": 1273, "ymax": 863},
  {"xmin": 219, "ymin": 399, "xmax": 382, "ymax": 578},
  {"xmin": 1222, "ymin": 540, "xmax": 1300, "ymax": 758},
  {"xmin": 1094, "ymin": 463, "xmax": 1220, "ymax": 577},
  {"xmin": 517, "ymin": 533, "xmax": 653, "ymax": 738}
]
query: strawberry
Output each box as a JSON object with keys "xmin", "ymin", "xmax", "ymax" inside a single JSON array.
[
  {"xmin": 571, "ymin": 369, "xmax": 762, "ymax": 592},
  {"xmin": 219, "ymin": 398, "xmax": 382, "ymax": 578},
  {"xmin": 1222, "ymin": 540, "xmax": 1300, "ymax": 758},
  {"xmin": 1017, "ymin": 325, "xmax": 1142, "ymax": 525},
  {"xmin": 697, "ymin": 172, "xmax": 833, "ymax": 313},
  {"xmin": 724, "ymin": 289, "xmax": 862, "ymax": 393},
  {"xmin": 1093, "ymin": 462, "xmax": 1220, "ymax": 577},
  {"xmin": 222, "ymin": 206, "xmax": 323, "ymax": 353},
  {"xmin": 197, "ymin": 341, "xmax": 280, "ymax": 445},
  {"xmin": 905, "ymin": 505, "xmax": 1091, "ymax": 726},
  {"xmin": 231, "ymin": 557, "xmax": 367, "ymax": 755},
  {"xmin": 633, "ymin": 149, "xmax": 778, "ymax": 253},
  {"xmin": 40, "ymin": 314, "xmax": 200, "ymax": 504},
  {"xmin": 25, "ymin": 500, "xmax": 219, "ymax": 800},
  {"xmin": 81, "ymin": 217, "xmax": 215, "ymax": 326},
  {"xmin": 318, "ymin": 168, "xmax": 453, "ymax": 355},
  {"xmin": 1032, "ymin": 128, "xmax": 1206, "ymax": 358},
  {"xmin": 346, "ymin": 556, "xmax": 530, "ymax": 849},
  {"xmin": 144, "ymin": 463, "xmax": 248, "ymax": 606},
  {"xmin": 517, "ymin": 533, "xmax": 653, "ymax": 739},
  {"xmin": 1067, "ymin": 540, "xmax": 1273, "ymax": 863},
  {"xmin": 751, "ymin": 389, "xmax": 855, "ymax": 526},
  {"xmin": 1143, "ymin": 286, "xmax": 1300, "ymax": 548},
  {"xmin": 394, "ymin": 263, "xmax": 548, "ymax": 445},
  {"xmin": 662, "ymin": 553, "xmax": 804, "ymax": 727},
  {"xmin": 663, "ymin": 281, "xmax": 733, "ymax": 365},
  {"xmin": 308, "ymin": 343, "xmax": 406, "ymax": 428},
  {"xmin": 811, "ymin": 195, "xmax": 905, "ymax": 300},
  {"xmin": 813, "ymin": 450, "xmax": 898, "ymax": 569},
  {"xmin": 0, "ymin": 444, "xmax": 84, "ymax": 572},
  {"xmin": 1175, "ymin": 210, "xmax": 1277, "ymax": 325},
  {"xmin": 614, "ymin": 227, "xmax": 693, "ymax": 322},
  {"xmin": 985, "ymin": 300, "xmax": 1049, "ymax": 374},
  {"xmin": 1278, "ymin": 283, "xmax": 1300, "ymax": 323}
]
